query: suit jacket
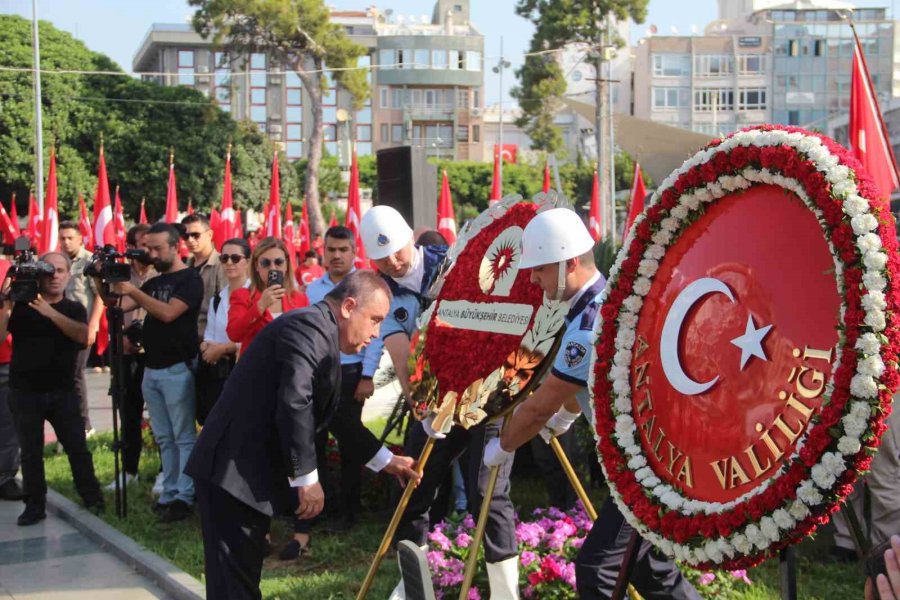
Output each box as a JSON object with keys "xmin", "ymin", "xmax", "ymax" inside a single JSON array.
[{"xmin": 186, "ymin": 302, "xmax": 341, "ymax": 516}]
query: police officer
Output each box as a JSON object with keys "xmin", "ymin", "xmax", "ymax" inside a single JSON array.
[
  {"xmin": 483, "ymin": 208, "xmax": 700, "ymax": 600},
  {"xmin": 360, "ymin": 206, "xmax": 521, "ymax": 599}
]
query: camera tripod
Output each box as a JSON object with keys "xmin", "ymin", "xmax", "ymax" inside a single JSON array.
[{"xmin": 105, "ymin": 298, "xmax": 129, "ymax": 518}]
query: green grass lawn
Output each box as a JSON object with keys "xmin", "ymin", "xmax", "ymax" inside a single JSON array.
[{"xmin": 43, "ymin": 431, "xmax": 868, "ymax": 599}]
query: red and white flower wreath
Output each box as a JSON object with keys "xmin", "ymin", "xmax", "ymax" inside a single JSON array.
[{"xmin": 589, "ymin": 125, "xmax": 900, "ymax": 569}]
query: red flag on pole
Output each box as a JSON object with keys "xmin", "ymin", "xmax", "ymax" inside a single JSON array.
[
  {"xmin": 187, "ymin": 199, "xmax": 194, "ymax": 216},
  {"xmin": 165, "ymin": 152, "xmax": 178, "ymax": 223},
  {"xmin": 40, "ymin": 148, "xmax": 59, "ymax": 253},
  {"xmin": 345, "ymin": 151, "xmax": 366, "ymax": 266},
  {"xmin": 625, "ymin": 162, "xmax": 646, "ymax": 237},
  {"xmin": 437, "ymin": 170, "xmax": 457, "ymax": 245},
  {"xmin": 299, "ymin": 199, "xmax": 311, "ymax": 256},
  {"xmin": 542, "ymin": 163, "xmax": 551, "ymax": 194},
  {"xmin": 234, "ymin": 209, "xmax": 243, "ymax": 239},
  {"xmin": 9, "ymin": 195, "xmax": 20, "ymax": 238},
  {"xmin": 210, "ymin": 207, "xmax": 221, "ymax": 247},
  {"xmin": 588, "ymin": 169, "xmax": 602, "ymax": 242},
  {"xmin": 27, "ymin": 193, "xmax": 42, "ymax": 249},
  {"xmin": 265, "ymin": 151, "xmax": 282, "ymax": 238},
  {"xmin": 329, "ymin": 210, "xmax": 338, "ymax": 229},
  {"xmin": 217, "ymin": 147, "xmax": 236, "ymax": 248},
  {"xmin": 139, "ymin": 198, "xmax": 148, "ymax": 225},
  {"xmin": 0, "ymin": 196, "xmax": 19, "ymax": 246},
  {"xmin": 93, "ymin": 145, "xmax": 115, "ymax": 247},
  {"xmin": 489, "ymin": 146, "xmax": 502, "ymax": 206},
  {"xmin": 283, "ymin": 202, "xmax": 297, "ymax": 270},
  {"xmin": 850, "ymin": 30, "xmax": 900, "ymax": 201},
  {"xmin": 78, "ymin": 194, "xmax": 93, "ymax": 250},
  {"xmin": 113, "ymin": 186, "xmax": 126, "ymax": 253}
]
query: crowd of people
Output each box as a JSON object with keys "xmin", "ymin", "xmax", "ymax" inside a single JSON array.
[{"xmin": 0, "ymin": 203, "xmax": 898, "ymax": 600}]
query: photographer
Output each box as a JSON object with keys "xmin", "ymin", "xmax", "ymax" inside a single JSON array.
[
  {"xmin": 104, "ymin": 223, "xmax": 156, "ymax": 490},
  {"xmin": 107, "ymin": 223, "xmax": 203, "ymax": 523},
  {"xmin": 0, "ymin": 251, "xmax": 104, "ymax": 526},
  {"xmin": 60, "ymin": 221, "xmax": 104, "ymax": 435}
]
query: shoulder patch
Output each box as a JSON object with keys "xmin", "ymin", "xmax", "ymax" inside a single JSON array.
[
  {"xmin": 564, "ymin": 341, "xmax": 588, "ymax": 367},
  {"xmin": 394, "ymin": 306, "xmax": 409, "ymax": 323},
  {"xmin": 578, "ymin": 300, "xmax": 600, "ymax": 332}
]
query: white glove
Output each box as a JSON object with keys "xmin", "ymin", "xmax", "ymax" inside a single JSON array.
[
  {"xmin": 483, "ymin": 437, "xmax": 513, "ymax": 467},
  {"xmin": 422, "ymin": 414, "xmax": 446, "ymax": 440},
  {"xmin": 539, "ymin": 407, "xmax": 581, "ymax": 444}
]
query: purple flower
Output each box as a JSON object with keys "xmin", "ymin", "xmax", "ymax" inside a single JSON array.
[
  {"xmin": 699, "ymin": 572, "xmax": 716, "ymax": 586},
  {"xmin": 462, "ymin": 514, "xmax": 476, "ymax": 529},
  {"xmin": 427, "ymin": 551, "xmax": 448, "ymax": 570},
  {"xmin": 456, "ymin": 532, "xmax": 472, "ymax": 548},
  {"xmin": 730, "ymin": 569, "xmax": 753, "ymax": 585},
  {"xmin": 467, "ymin": 588, "xmax": 481, "ymax": 600},
  {"xmin": 428, "ymin": 530, "xmax": 452, "ymax": 551},
  {"xmin": 547, "ymin": 506, "xmax": 567, "ymax": 520},
  {"xmin": 520, "ymin": 551, "xmax": 538, "ymax": 567},
  {"xmin": 516, "ymin": 522, "xmax": 545, "ymax": 547},
  {"xmin": 523, "ymin": 585, "xmax": 534, "ymax": 598},
  {"xmin": 571, "ymin": 536, "xmax": 586, "ymax": 549},
  {"xmin": 563, "ymin": 561, "xmax": 577, "ymax": 587}
]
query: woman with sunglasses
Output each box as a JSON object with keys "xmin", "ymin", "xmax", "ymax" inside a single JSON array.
[
  {"xmin": 227, "ymin": 237, "xmax": 308, "ymax": 355},
  {"xmin": 196, "ymin": 238, "xmax": 251, "ymax": 424}
]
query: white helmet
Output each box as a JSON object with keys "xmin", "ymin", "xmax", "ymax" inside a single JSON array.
[
  {"xmin": 360, "ymin": 205, "xmax": 414, "ymax": 260},
  {"xmin": 519, "ymin": 208, "xmax": 595, "ymax": 269}
]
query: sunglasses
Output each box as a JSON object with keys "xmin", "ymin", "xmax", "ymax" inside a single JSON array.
[
  {"xmin": 259, "ymin": 257, "xmax": 286, "ymax": 268},
  {"xmin": 220, "ymin": 254, "xmax": 246, "ymax": 264},
  {"xmin": 182, "ymin": 231, "xmax": 205, "ymax": 241}
]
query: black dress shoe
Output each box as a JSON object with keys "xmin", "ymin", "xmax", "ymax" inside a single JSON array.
[
  {"xmin": 152, "ymin": 502, "xmax": 171, "ymax": 515},
  {"xmin": 17, "ymin": 504, "xmax": 46, "ymax": 526},
  {"xmin": 159, "ymin": 500, "xmax": 193, "ymax": 523},
  {"xmin": 0, "ymin": 479, "xmax": 23, "ymax": 501},
  {"xmin": 278, "ymin": 538, "xmax": 311, "ymax": 560}
]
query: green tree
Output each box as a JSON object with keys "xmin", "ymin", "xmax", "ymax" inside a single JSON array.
[
  {"xmin": 510, "ymin": 51, "xmax": 567, "ymax": 152},
  {"xmin": 190, "ymin": 0, "xmax": 370, "ymax": 236}
]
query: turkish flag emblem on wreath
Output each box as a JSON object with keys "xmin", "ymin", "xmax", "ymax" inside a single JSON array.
[{"xmin": 591, "ymin": 125, "xmax": 900, "ymax": 570}]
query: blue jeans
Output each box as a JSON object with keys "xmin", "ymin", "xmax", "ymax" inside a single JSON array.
[{"xmin": 142, "ymin": 362, "xmax": 196, "ymax": 505}]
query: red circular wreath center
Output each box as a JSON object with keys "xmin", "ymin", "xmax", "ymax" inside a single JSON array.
[{"xmin": 632, "ymin": 185, "xmax": 840, "ymax": 503}]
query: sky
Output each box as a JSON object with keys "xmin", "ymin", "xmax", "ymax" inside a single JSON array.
[{"xmin": 1, "ymin": 0, "xmax": 895, "ymax": 107}]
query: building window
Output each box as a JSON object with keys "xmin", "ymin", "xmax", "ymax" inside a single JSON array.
[
  {"xmin": 472, "ymin": 89, "xmax": 480, "ymax": 108},
  {"xmin": 214, "ymin": 52, "xmax": 231, "ymax": 111},
  {"xmin": 380, "ymin": 86, "xmax": 389, "ymax": 108},
  {"xmin": 397, "ymin": 49, "xmax": 414, "ymax": 69},
  {"xmin": 357, "ymin": 107, "xmax": 372, "ymax": 124},
  {"xmin": 357, "ymin": 124, "xmax": 372, "ymax": 142},
  {"xmin": 357, "ymin": 142, "xmax": 373, "ymax": 156},
  {"xmin": 693, "ymin": 88, "xmax": 735, "ymax": 111},
  {"xmin": 473, "ymin": 125, "xmax": 480, "ymax": 142},
  {"xmin": 651, "ymin": 87, "xmax": 690, "ymax": 109},
  {"xmin": 323, "ymin": 86, "xmax": 336, "ymax": 106},
  {"xmin": 425, "ymin": 89, "xmax": 436, "ymax": 107},
  {"xmin": 456, "ymin": 125, "xmax": 469, "ymax": 142},
  {"xmin": 652, "ymin": 54, "xmax": 691, "ymax": 77},
  {"xmin": 737, "ymin": 54, "xmax": 764, "ymax": 74},
  {"xmin": 391, "ymin": 124, "xmax": 404, "ymax": 142},
  {"xmin": 380, "ymin": 123, "xmax": 389, "ymax": 142},
  {"xmin": 457, "ymin": 89, "xmax": 470, "ymax": 108},
  {"xmin": 249, "ymin": 53, "xmax": 267, "ymax": 130},
  {"xmin": 285, "ymin": 72, "xmax": 303, "ymax": 159},
  {"xmin": 178, "ymin": 49, "xmax": 195, "ymax": 86},
  {"xmin": 694, "ymin": 55, "xmax": 733, "ymax": 77},
  {"xmin": 738, "ymin": 87, "xmax": 767, "ymax": 110},
  {"xmin": 250, "ymin": 53, "xmax": 267, "ymax": 87},
  {"xmin": 432, "ymin": 49, "xmax": 448, "ymax": 70},
  {"xmin": 379, "ymin": 49, "xmax": 396, "ymax": 70},
  {"xmin": 391, "ymin": 88, "xmax": 406, "ymax": 109},
  {"xmin": 466, "ymin": 51, "xmax": 482, "ymax": 71},
  {"xmin": 414, "ymin": 49, "xmax": 430, "ymax": 69}
]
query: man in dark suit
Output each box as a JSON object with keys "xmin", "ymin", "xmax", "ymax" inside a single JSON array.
[{"xmin": 186, "ymin": 270, "xmax": 420, "ymax": 600}]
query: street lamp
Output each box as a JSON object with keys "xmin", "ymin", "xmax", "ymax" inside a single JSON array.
[{"xmin": 493, "ymin": 37, "xmax": 511, "ymax": 187}]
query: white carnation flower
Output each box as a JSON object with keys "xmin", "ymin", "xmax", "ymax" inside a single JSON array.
[
  {"xmin": 694, "ymin": 547, "xmax": 709, "ymax": 563},
  {"xmin": 652, "ymin": 484, "xmax": 669, "ymax": 498},
  {"xmin": 707, "ymin": 182, "xmax": 725, "ymax": 198},
  {"xmin": 671, "ymin": 205, "xmax": 689, "ymax": 220},
  {"xmin": 863, "ymin": 271, "xmax": 887, "ymax": 293},
  {"xmin": 623, "ymin": 295, "xmax": 644, "ymax": 314},
  {"xmin": 624, "ymin": 444, "xmax": 642, "ymax": 457},
  {"xmin": 833, "ymin": 179, "xmax": 856, "ymax": 199},
  {"xmin": 855, "ymin": 332, "xmax": 882, "ymax": 355},
  {"xmin": 612, "ymin": 377, "xmax": 631, "ymax": 395},
  {"xmin": 797, "ymin": 480, "xmax": 823, "ymax": 505},
  {"xmin": 852, "ymin": 213, "xmax": 879, "ymax": 235},
  {"xmin": 645, "ymin": 244, "xmax": 665, "ymax": 261},
  {"xmin": 627, "ymin": 454, "xmax": 647, "ymax": 470},
  {"xmin": 773, "ymin": 508, "xmax": 794, "ymax": 530},
  {"xmin": 633, "ymin": 277, "xmax": 652, "ymax": 297},
  {"xmin": 760, "ymin": 516, "xmax": 780, "ymax": 542},
  {"xmin": 842, "ymin": 195, "xmax": 869, "ymax": 217},
  {"xmin": 821, "ymin": 451, "xmax": 846, "ymax": 477},
  {"xmin": 862, "ymin": 290, "xmax": 888, "ymax": 311},
  {"xmin": 789, "ymin": 499, "xmax": 810, "ymax": 520},
  {"xmin": 634, "ymin": 466, "xmax": 653, "ymax": 482},
  {"xmin": 842, "ymin": 413, "xmax": 867, "ymax": 438},
  {"xmin": 660, "ymin": 217, "xmax": 679, "ymax": 233},
  {"xmin": 864, "ymin": 251, "xmax": 888, "ymax": 271},
  {"xmin": 858, "ymin": 354, "xmax": 886, "ymax": 378},
  {"xmin": 858, "ymin": 233, "xmax": 883, "ymax": 255},
  {"xmin": 745, "ymin": 524, "xmax": 766, "ymax": 549},
  {"xmin": 732, "ymin": 533, "xmax": 752, "ymax": 555},
  {"xmin": 811, "ymin": 464, "xmax": 836, "ymax": 490},
  {"xmin": 644, "ymin": 476, "xmax": 662, "ymax": 488},
  {"xmin": 638, "ymin": 259, "xmax": 659, "ymax": 278},
  {"xmin": 851, "ymin": 401, "xmax": 873, "ymax": 419},
  {"xmin": 850, "ymin": 374, "xmax": 879, "ymax": 398},
  {"xmin": 694, "ymin": 188, "xmax": 712, "ymax": 203},
  {"xmin": 610, "ymin": 365, "xmax": 630, "ymax": 382},
  {"xmin": 615, "ymin": 327, "xmax": 636, "ymax": 350},
  {"xmin": 827, "ymin": 164, "xmax": 851, "ymax": 184},
  {"xmin": 683, "ymin": 194, "xmax": 700, "ymax": 211},
  {"xmin": 652, "ymin": 229, "xmax": 673, "ymax": 246},
  {"xmin": 614, "ymin": 394, "xmax": 632, "ymax": 413},
  {"xmin": 618, "ymin": 312, "xmax": 639, "ymax": 330},
  {"xmin": 704, "ymin": 540, "xmax": 724, "ymax": 563},
  {"xmin": 661, "ymin": 491, "xmax": 685, "ymax": 510},
  {"xmin": 614, "ymin": 349, "xmax": 633, "ymax": 366},
  {"xmin": 865, "ymin": 309, "xmax": 887, "ymax": 332},
  {"xmin": 838, "ymin": 435, "xmax": 863, "ymax": 455}
]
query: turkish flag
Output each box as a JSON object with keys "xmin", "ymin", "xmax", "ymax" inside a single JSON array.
[
  {"xmin": 625, "ymin": 162, "xmax": 646, "ymax": 238},
  {"xmin": 489, "ymin": 146, "xmax": 502, "ymax": 206},
  {"xmin": 234, "ymin": 209, "xmax": 243, "ymax": 239},
  {"xmin": 283, "ymin": 202, "xmax": 297, "ymax": 270},
  {"xmin": 494, "ymin": 144, "xmax": 517, "ymax": 164},
  {"xmin": 437, "ymin": 170, "xmax": 457, "ymax": 245},
  {"xmin": 588, "ymin": 169, "xmax": 602, "ymax": 242},
  {"xmin": 265, "ymin": 152, "xmax": 282, "ymax": 239},
  {"xmin": 186, "ymin": 199, "xmax": 194, "ymax": 216},
  {"xmin": 9, "ymin": 195, "xmax": 20, "ymax": 238},
  {"xmin": 345, "ymin": 152, "xmax": 366, "ymax": 267},
  {"xmin": 165, "ymin": 161, "xmax": 178, "ymax": 223},
  {"xmin": 542, "ymin": 163, "xmax": 551, "ymax": 194},
  {"xmin": 113, "ymin": 187, "xmax": 126, "ymax": 253},
  {"xmin": 299, "ymin": 200, "xmax": 311, "ymax": 256},
  {"xmin": 329, "ymin": 210, "xmax": 338, "ymax": 229},
  {"xmin": 93, "ymin": 146, "xmax": 115, "ymax": 247},
  {"xmin": 0, "ymin": 197, "xmax": 19, "ymax": 246},
  {"xmin": 217, "ymin": 150, "xmax": 236, "ymax": 248},
  {"xmin": 139, "ymin": 198, "xmax": 148, "ymax": 225},
  {"xmin": 210, "ymin": 207, "xmax": 221, "ymax": 247},
  {"xmin": 27, "ymin": 193, "xmax": 42, "ymax": 249},
  {"xmin": 40, "ymin": 149, "xmax": 59, "ymax": 253},
  {"xmin": 78, "ymin": 194, "xmax": 93, "ymax": 250},
  {"xmin": 850, "ymin": 34, "xmax": 900, "ymax": 201}
]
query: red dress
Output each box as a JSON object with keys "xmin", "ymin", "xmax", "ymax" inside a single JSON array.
[{"xmin": 227, "ymin": 287, "xmax": 309, "ymax": 354}]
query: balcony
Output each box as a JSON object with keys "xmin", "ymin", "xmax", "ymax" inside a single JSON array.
[{"xmin": 404, "ymin": 103, "xmax": 457, "ymax": 122}]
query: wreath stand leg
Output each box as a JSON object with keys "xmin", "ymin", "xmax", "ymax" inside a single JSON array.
[
  {"xmin": 611, "ymin": 530, "xmax": 642, "ymax": 600},
  {"xmin": 379, "ymin": 397, "xmax": 410, "ymax": 445},
  {"xmin": 779, "ymin": 547, "xmax": 797, "ymax": 600},
  {"xmin": 356, "ymin": 436, "xmax": 437, "ymax": 600}
]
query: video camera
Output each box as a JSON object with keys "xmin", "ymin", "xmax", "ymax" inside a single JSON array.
[
  {"xmin": 7, "ymin": 237, "xmax": 54, "ymax": 303},
  {"xmin": 84, "ymin": 244, "xmax": 149, "ymax": 285}
]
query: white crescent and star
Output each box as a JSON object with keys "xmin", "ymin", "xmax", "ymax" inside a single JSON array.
[{"xmin": 660, "ymin": 277, "xmax": 773, "ymax": 396}]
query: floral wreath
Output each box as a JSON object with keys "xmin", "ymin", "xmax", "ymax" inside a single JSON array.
[
  {"xmin": 423, "ymin": 194, "xmax": 566, "ymax": 430},
  {"xmin": 589, "ymin": 125, "xmax": 900, "ymax": 569}
]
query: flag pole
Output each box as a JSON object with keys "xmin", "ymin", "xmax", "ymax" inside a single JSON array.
[{"xmin": 31, "ymin": 0, "xmax": 44, "ymax": 214}]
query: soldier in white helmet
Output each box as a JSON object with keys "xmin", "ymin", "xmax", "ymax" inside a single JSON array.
[
  {"xmin": 483, "ymin": 208, "xmax": 700, "ymax": 599},
  {"xmin": 360, "ymin": 205, "xmax": 521, "ymax": 600}
]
